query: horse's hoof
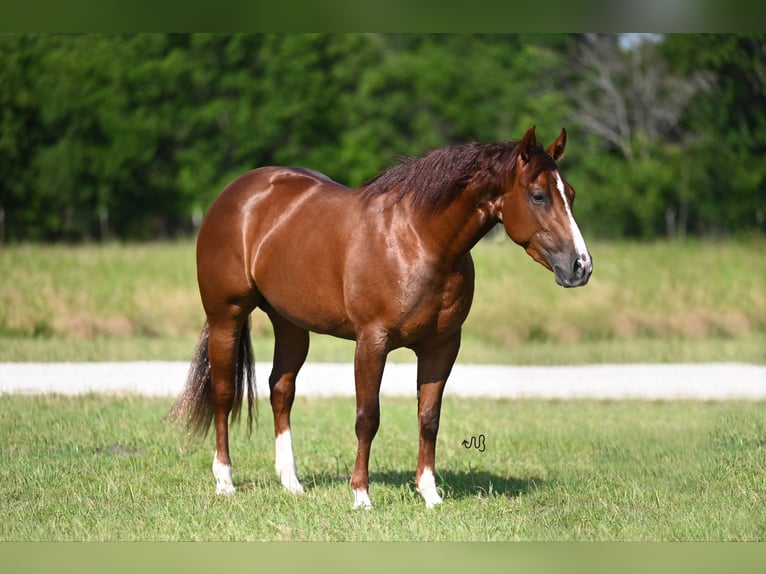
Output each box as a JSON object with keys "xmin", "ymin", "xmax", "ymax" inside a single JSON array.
[
  {"xmin": 281, "ymin": 476, "xmax": 305, "ymax": 494},
  {"xmin": 216, "ymin": 482, "xmax": 236, "ymax": 496},
  {"xmin": 352, "ymin": 489, "xmax": 373, "ymax": 510},
  {"xmin": 423, "ymin": 495, "xmax": 443, "ymax": 509}
]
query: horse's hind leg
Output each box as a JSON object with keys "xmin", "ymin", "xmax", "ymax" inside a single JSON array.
[
  {"xmin": 265, "ymin": 306, "xmax": 309, "ymax": 494},
  {"xmin": 208, "ymin": 309, "xmax": 252, "ymax": 495}
]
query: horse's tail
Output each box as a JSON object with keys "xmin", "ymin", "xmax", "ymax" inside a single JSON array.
[{"xmin": 166, "ymin": 319, "xmax": 256, "ymax": 436}]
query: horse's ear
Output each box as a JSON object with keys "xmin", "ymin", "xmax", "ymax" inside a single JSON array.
[
  {"xmin": 520, "ymin": 125, "xmax": 537, "ymax": 163},
  {"xmin": 547, "ymin": 127, "xmax": 567, "ymax": 162}
]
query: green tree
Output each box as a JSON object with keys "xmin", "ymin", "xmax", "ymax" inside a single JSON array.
[
  {"xmin": 1, "ymin": 33, "xmax": 762, "ymax": 242},
  {"xmin": 661, "ymin": 34, "xmax": 766, "ymax": 236},
  {"xmin": 0, "ymin": 34, "xmax": 49, "ymax": 240},
  {"xmin": 338, "ymin": 34, "xmax": 575, "ymax": 186},
  {"xmin": 567, "ymin": 34, "xmax": 712, "ymax": 238}
]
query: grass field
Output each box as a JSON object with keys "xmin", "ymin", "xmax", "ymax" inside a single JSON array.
[
  {"xmin": 1, "ymin": 393, "xmax": 764, "ymax": 541},
  {"xmin": 2, "ymin": 239, "xmax": 764, "ymax": 542},
  {"xmin": 1, "ymin": 237, "xmax": 764, "ymax": 364}
]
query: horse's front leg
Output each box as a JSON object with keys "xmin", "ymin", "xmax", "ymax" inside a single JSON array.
[
  {"xmin": 350, "ymin": 329, "xmax": 389, "ymax": 509},
  {"xmin": 414, "ymin": 331, "xmax": 461, "ymax": 508}
]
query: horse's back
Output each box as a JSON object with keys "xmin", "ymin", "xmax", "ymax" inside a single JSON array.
[
  {"xmin": 209, "ymin": 166, "xmax": 346, "ymax": 208},
  {"xmin": 197, "ymin": 166, "xmax": 363, "ymax": 334},
  {"xmin": 201, "ymin": 165, "xmax": 355, "ymax": 235}
]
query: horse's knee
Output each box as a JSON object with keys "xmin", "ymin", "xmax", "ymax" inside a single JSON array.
[
  {"xmin": 355, "ymin": 403, "xmax": 380, "ymax": 440},
  {"xmin": 269, "ymin": 376, "xmax": 292, "ymax": 403},
  {"xmin": 419, "ymin": 411, "xmax": 440, "ymax": 442}
]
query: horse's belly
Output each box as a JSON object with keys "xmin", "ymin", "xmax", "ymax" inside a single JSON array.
[{"xmin": 263, "ymin": 290, "xmax": 357, "ymax": 340}]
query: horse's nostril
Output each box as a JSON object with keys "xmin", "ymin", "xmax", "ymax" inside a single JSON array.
[{"xmin": 573, "ymin": 255, "xmax": 592, "ymax": 278}]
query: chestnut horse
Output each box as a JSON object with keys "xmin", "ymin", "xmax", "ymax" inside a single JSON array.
[{"xmin": 168, "ymin": 126, "xmax": 592, "ymax": 509}]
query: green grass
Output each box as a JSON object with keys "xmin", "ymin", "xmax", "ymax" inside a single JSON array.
[
  {"xmin": 2, "ymin": 394, "xmax": 765, "ymax": 541},
  {"xmin": 0, "ymin": 332, "xmax": 763, "ymax": 365},
  {"xmin": 1, "ymin": 238, "xmax": 764, "ymax": 364}
]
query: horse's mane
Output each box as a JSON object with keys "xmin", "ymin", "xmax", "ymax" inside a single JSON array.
[{"xmin": 360, "ymin": 140, "xmax": 537, "ymax": 214}]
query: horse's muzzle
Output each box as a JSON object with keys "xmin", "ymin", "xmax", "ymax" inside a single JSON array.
[{"xmin": 554, "ymin": 253, "xmax": 592, "ymax": 288}]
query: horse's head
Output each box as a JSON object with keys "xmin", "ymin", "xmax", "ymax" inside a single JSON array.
[{"xmin": 500, "ymin": 126, "xmax": 592, "ymax": 288}]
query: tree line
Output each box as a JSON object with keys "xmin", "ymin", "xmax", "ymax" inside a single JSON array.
[{"xmin": 0, "ymin": 33, "xmax": 763, "ymax": 241}]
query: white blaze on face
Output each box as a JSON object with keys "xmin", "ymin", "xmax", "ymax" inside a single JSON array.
[{"xmin": 554, "ymin": 171, "xmax": 590, "ymax": 263}]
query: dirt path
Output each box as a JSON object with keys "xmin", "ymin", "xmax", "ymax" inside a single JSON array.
[{"xmin": 1, "ymin": 362, "xmax": 764, "ymax": 400}]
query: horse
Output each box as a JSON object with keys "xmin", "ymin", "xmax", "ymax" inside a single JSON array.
[{"xmin": 167, "ymin": 125, "xmax": 592, "ymax": 509}]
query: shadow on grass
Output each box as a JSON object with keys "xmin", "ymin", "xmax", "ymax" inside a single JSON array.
[
  {"xmin": 294, "ymin": 468, "xmax": 544, "ymax": 501},
  {"xmin": 438, "ymin": 469, "xmax": 544, "ymax": 500}
]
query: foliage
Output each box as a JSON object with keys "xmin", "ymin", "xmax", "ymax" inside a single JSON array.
[{"xmin": 0, "ymin": 33, "xmax": 763, "ymax": 241}]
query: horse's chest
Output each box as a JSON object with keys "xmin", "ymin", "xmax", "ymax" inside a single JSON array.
[{"xmin": 396, "ymin": 259, "xmax": 475, "ymax": 341}]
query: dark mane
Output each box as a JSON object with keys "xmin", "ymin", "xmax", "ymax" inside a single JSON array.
[{"xmin": 359, "ymin": 141, "xmax": 531, "ymax": 213}]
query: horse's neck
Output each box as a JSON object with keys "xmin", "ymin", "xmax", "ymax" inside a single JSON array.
[{"xmin": 414, "ymin": 186, "xmax": 501, "ymax": 263}]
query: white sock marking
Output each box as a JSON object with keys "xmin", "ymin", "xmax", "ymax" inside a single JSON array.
[
  {"xmin": 554, "ymin": 171, "xmax": 590, "ymax": 265},
  {"xmin": 353, "ymin": 488, "xmax": 373, "ymax": 510},
  {"xmin": 417, "ymin": 467, "xmax": 443, "ymax": 508},
  {"xmin": 275, "ymin": 430, "xmax": 304, "ymax": 494},
  {"xmin": 212, "ymin": 451, "xmax": 236, "ymax": 495}
]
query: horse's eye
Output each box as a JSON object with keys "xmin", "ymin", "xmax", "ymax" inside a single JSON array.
[{"xmin": 529, "ymin": 190, "xmax": 547, "ymax": 205}]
